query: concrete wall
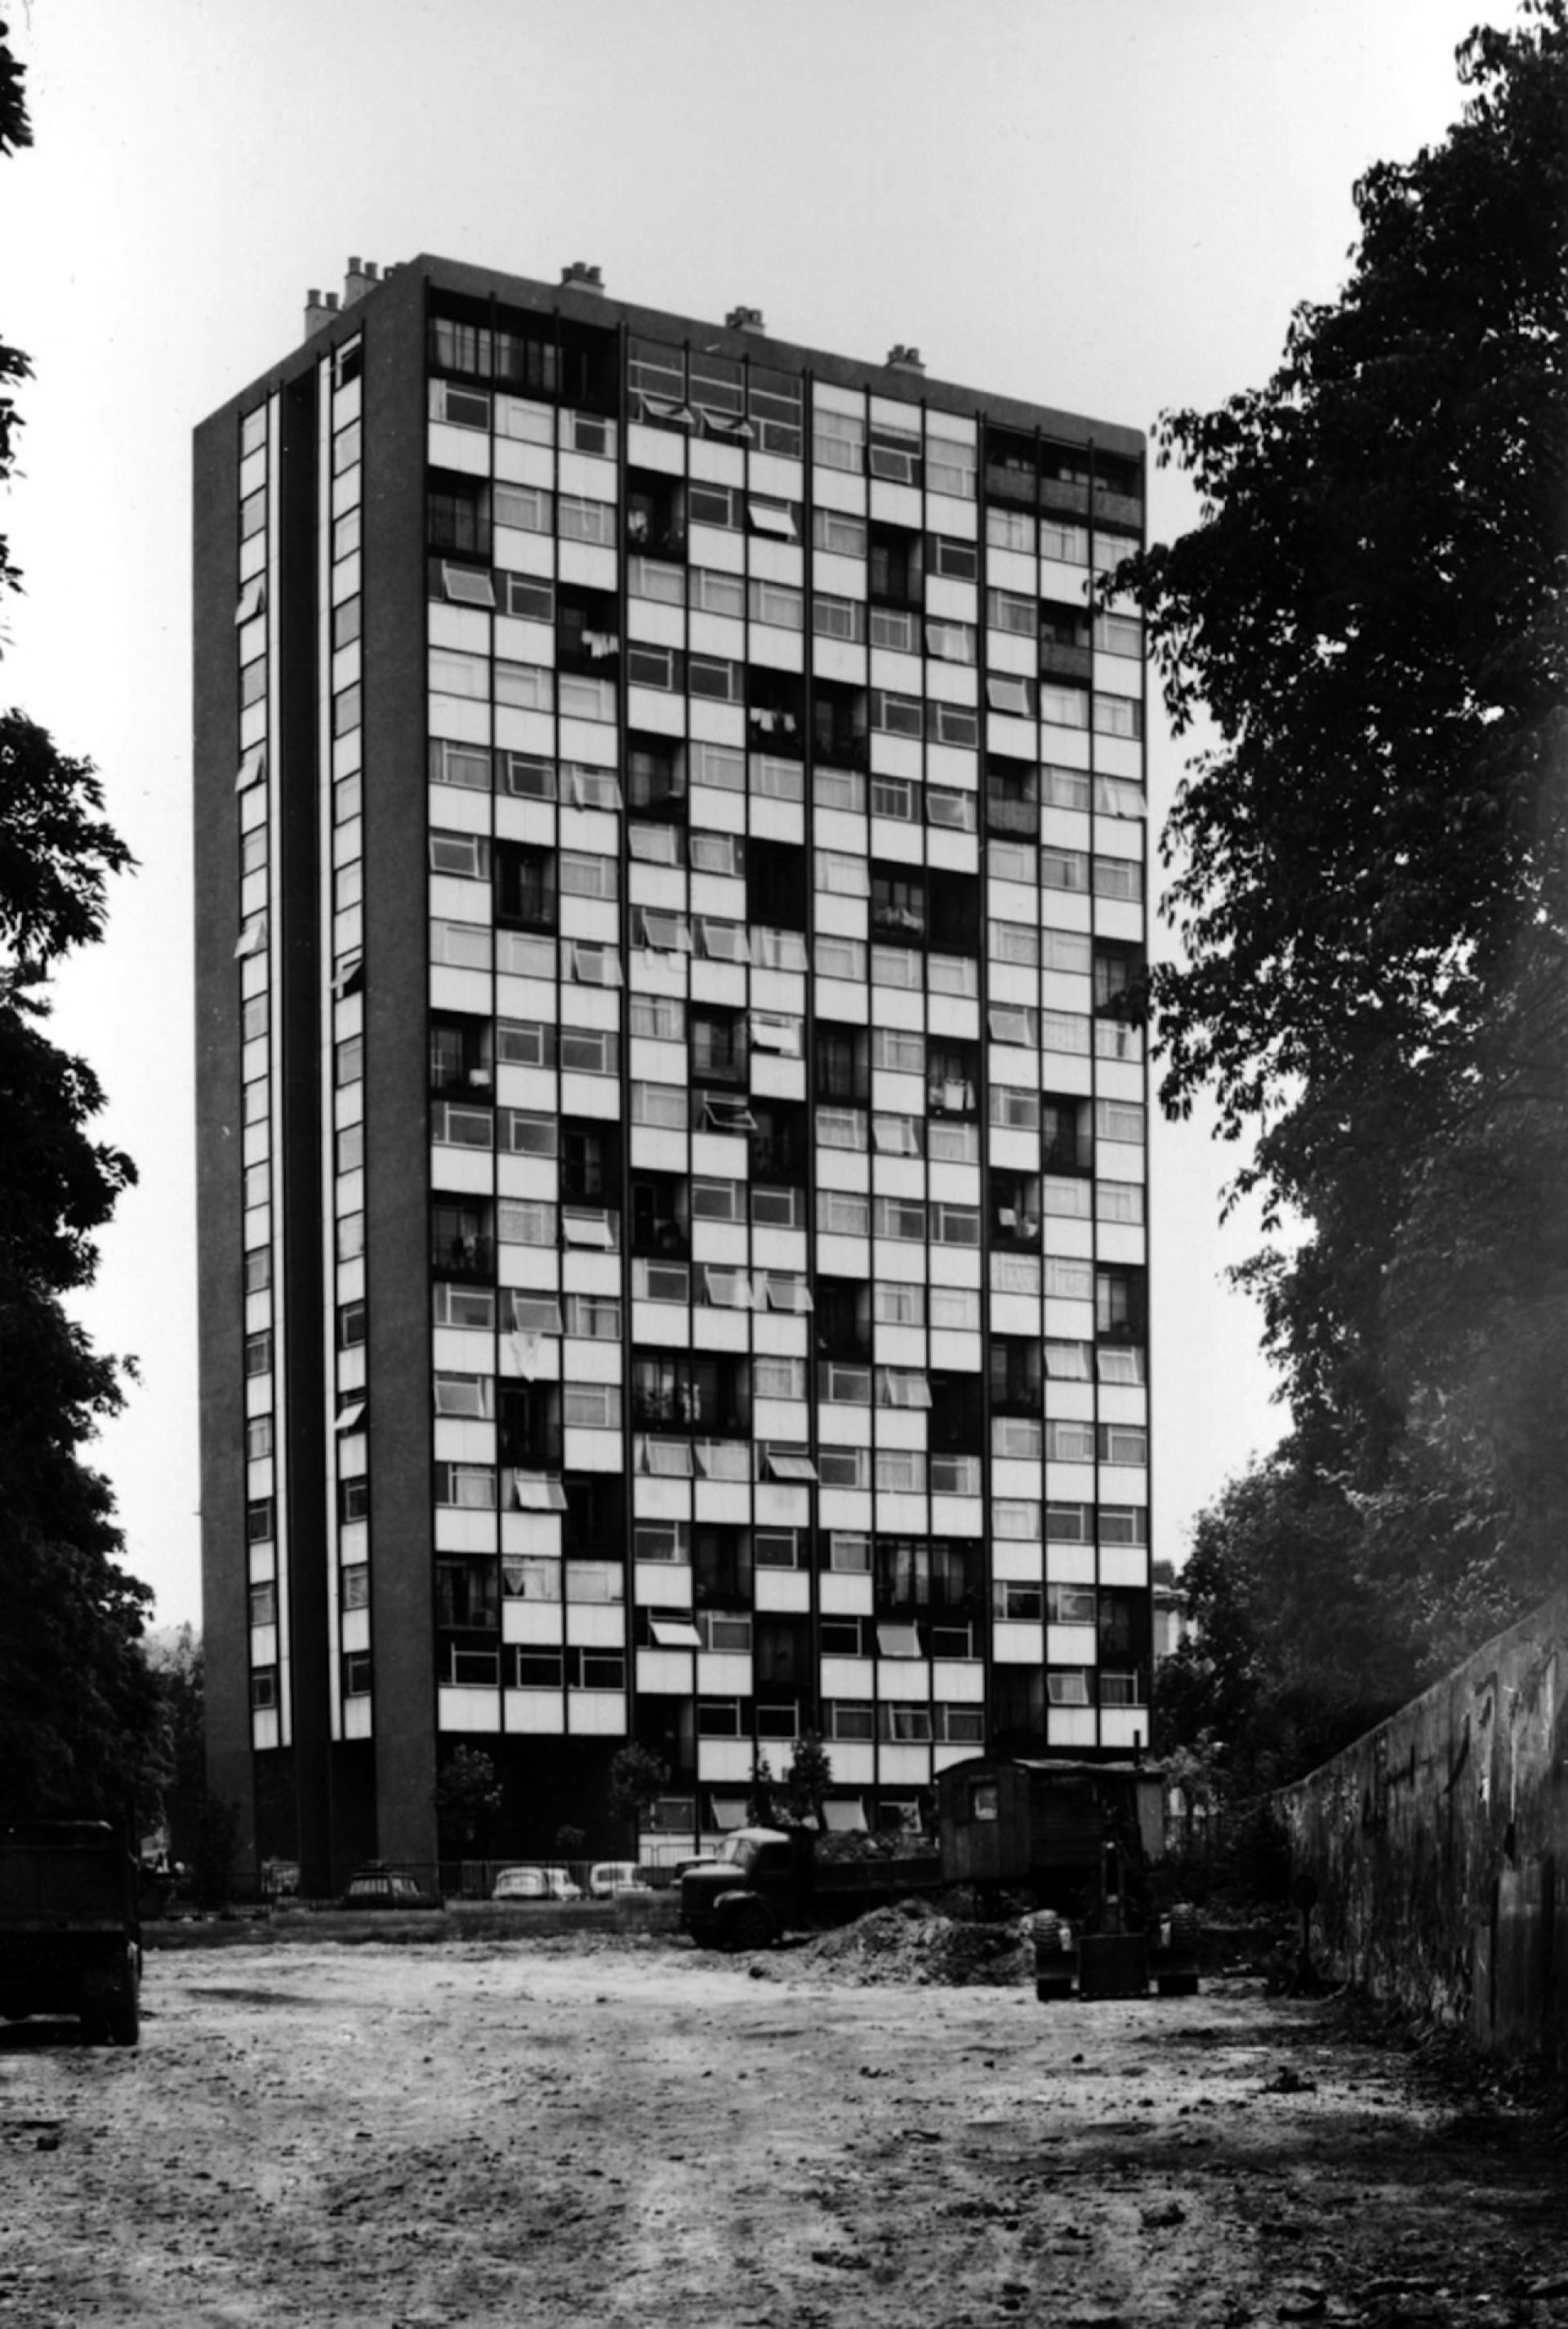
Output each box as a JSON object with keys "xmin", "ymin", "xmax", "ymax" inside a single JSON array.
[{"xmin": 1276, "ymin": 1589, "xmax": 1568, "ymax": 2065}]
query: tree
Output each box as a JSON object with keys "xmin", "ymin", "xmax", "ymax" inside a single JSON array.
[
  {"xmin": 145, "ymin": 1626, "xmax": 208, "ymax": 1868},
  {"xmin": 606, "ymin": 1741, "xmax": 668, "ymax": 1855},
  {"xmin": 780, "ymin": 1732, "xmax": 833, "ymax": 1832},
  {"xmin": 1153, "ymin": 1449, "xmax": 1414, "ymax": 1795},
  {"xmin": 0, "ymin": 24, "xmax": 154, "ymax": 1821},
  {"xmin": 432, "ymin": 1747, "xmax": 503, "ymax": 1853},
  {"xmin": 745, "ymin": 1750, "xmax": 776, "ymax": 1828},
  {"xmin": 1121, "ymin": 3, "xmax": 1568, "ymax": 1676}
]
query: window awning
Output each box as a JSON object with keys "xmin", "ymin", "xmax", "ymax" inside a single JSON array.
[
  {"xmin": 876, "ymin": 1623, "xmax": 922, "ymax": 1660},
  {"xmin": 748, "ymin": 500, "xmax": 795, "ymax": 538},
  {"xmin": 234, "ymin": 577, "xmax": 265, "ymax": 625},
  {"xmin": 334, "ymin": 1401, "xmax": 367, "ymax": 1436},
  {"xmin": 766, "ymin": 1452, "xmax": 817, "ymax": 1484},
  {"xmin": 822, "ymin": 1798, "xmax": 866, "ymax": 1834},
  {"xmin": 562, "ymin": 1211, "xmax": 614, "ymax": 1249},
  {"xmin": 443, "ymin": 563, "xmax": 496, "ymax": 608},
  {"xmin": 513, "ymin": 1473, "xmax": 568, "ymax": 1513},
  {"xmin": 709, "ymin": 1797, "xmax": 748, "ymax": 1831},
  {"xmin": 650, "ymin": 1617, "xmax": 702, "ymax": 1650}
]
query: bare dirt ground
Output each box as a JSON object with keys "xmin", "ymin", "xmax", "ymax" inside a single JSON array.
[{"xmin": 2, "ymin": 1922, "xmax": 1566, "ymax": 2328}]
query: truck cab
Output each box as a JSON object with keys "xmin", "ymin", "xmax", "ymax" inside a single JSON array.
[{"xmin": 678, "ymin": 1828, "xmax": 803, "ymax": 1951}]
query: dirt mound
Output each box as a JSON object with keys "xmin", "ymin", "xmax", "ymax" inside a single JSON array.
[{"xmin": 793, "ymin": 1900, "xmax": 1033, "ymax": 1987}]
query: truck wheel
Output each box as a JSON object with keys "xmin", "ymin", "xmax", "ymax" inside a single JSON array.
[
  {"xmin": 728, "ymin": 1902, "xmax": 773, "ymax": 1954},
  {"xmin": 109, "ymin": 1985, "xmax": 141, "ymax": 2047},
  {"xmin": 79, "ymin": 2009, "xmax": 109, "ymax": 2048},
  {"xmin": 1169, "ymin": 1903, "xmax": 1201, "ymax": 1952}
]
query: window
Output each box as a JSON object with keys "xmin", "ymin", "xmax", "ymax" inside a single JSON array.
[
  {"xmin": 747, "ymin": 494, "xmax": 799, "ymax": 542},
  {"xmin": 874, "ymin": 1449, "xmax": 925, "ymax": 1494},
  {"xmin": 1040, "ymin": 1419, "xmax": 1092, "ymax": 1464},
  {"xmin": 749, "ymin": 577, "xmax": 804, "ymax": 630},
  {"xmin": 986, "ymin": 675, "xmax": 1035, "ymax": 719},
  {"xmin": 930, "ymin": 1287, "xmax": 980, "ymax": 1333},
  {"xmin": 880, "ymin": 1704, "xmax": 933, "ymax": 1743},
  {"xmin": 1094, "ymin": 692, "xmax": 1143, "ymax": 740},
  {"xmin": 434, "ymin": 1463, "xmax": 497, "ymax": 1510},
  {"xmin": 1036, "ymin": 682, "xmax": 1088, "ymax": 729},
  {"xmin": 434, "ymin": 1373, "xmax": 494, "ymax": 1420},
  {"xmin": 873, "ymin": 1195, "xmax": 925, "ymax": 1244},
  {"xmin": 813, "ymin": 593, "xmax": 866, "ymax": 643},
  {"xmin": 689, "ymin": 654, "xmax": 744, "ymax": 704},
  {"xmin": 497, "ymin": 573, "xmax": 554, "ymax": 624},
  {"xmin": 559, "ymin": 1026, "xmax": 618, "ymax": 1075},
  {"xmin": 496, "ymin": 751, "xmax": 557, "ymax": 803},
  {"xmin": 433, "ymin": 1283, "xmax": 496, "ymax": 1329},
  {"xmin": 687, "ymin": 480, "xmax": 740, "ymax": 530},
  {"xmin": 429, "ymin": 738, "xmax": 492, "ymax": 792},
  {"xmin": 925, "ymin": 618, "xmax": 976, "ymax": 665},
  {"xmin": 992, "ymin": 1500, "xmax": 1041, "ymax": 1540},
  {"xmin": 927, "ymin": 787, "xmax": 976, "ymax": 834},
  {"xmin": 558, "ymin": 494, "xmax": 615, "ymax": 546},
  {"xmin": 494, "ymin": 483, "xmax": 552, "ymax": 534},
  {"xmin": 432, "ymin": 1102, "xmax": 492, "ymax": 1150},
  {"xmin": 1096, "ymin": 1098, "xmax": 1146, "ymax": 1147},
  {"xmin": 1097, "ymin": 1179, "xmax": 1145, "ymax": 1226},
  {"xmin": 1047, "ymin": 1670, "xmax": 1092, "ymax": 1707},
  {"xmin": 1041, "ymin": 847, "xmax": 1089, "ymax": 893},
  {"xmin": 430, "ymin": 920, "xmax": 492, "ymax": 970},
  {"xmin": 497, "ymin": 1199, "xmax": 558, "ymax": 1247},
  {"xmin": 1093, "ymin": 856, "xmax": 1143, "ymax": 904},
  {"xmin": 930, "ymin": 1204, "xmax": 981, "ymax": 1247},
  {"xmin": 1044, "ymin": 1340, "xmax": 1094, "ymax": 1380},
  {"xmin": 567, "ymin": 941, "xmax": 622, "ymax": 988},
  {"xmin": 627, "ymin": 643, "xmax": 682, "ymax": 692},
  {"xmin": 429, "ymin": 831, "xmax": 489, "ymax": 881},
  {"xmin": 813, "ymin": 407, "xmax": 866, "ymax": 470},
  {"xmin": 564, "ymin": 1292, "xmax": 621, "ymax": 1341},
  {"xmin": 826, "ymin": 1702, "xmax": 875, "ymax": 1743}
]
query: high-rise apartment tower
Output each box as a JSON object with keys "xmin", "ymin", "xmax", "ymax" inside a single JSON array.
[{"xmin": 194, "ymin": 256, "xmax": 1153, "ymax": 1890}]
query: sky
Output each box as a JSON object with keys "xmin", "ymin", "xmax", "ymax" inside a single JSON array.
[{"xmin": 4, "ymin": 0, "xmax": 1513, "ymax": 1629}]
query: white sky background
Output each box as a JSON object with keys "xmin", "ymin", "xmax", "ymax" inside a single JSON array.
[{"xmin": 6, "ymin": 0, "xmax": 1510, "ymax": 1628}]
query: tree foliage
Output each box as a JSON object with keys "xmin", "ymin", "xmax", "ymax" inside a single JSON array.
[
  {"xmin": 1125, "ymin": 3, "xmax": 1568, "ymax": 1698},
  {"xmin": 1152, "ymin": 1450, "xmax": 1415, "ymax": 1794},
  {"xmin": 780, "ymin": 1732, "xmax": 834, "ymax": 1832},
  {"xmin": 432, "ymin": 1746, "xmax": 504, "ymax": 1847},
  {"xmin": 0, "ymin": 28, "xmax": 156, "ymax": 1819},
  {"xmin": 606, "ymin": 1742, "xmax": 668, "ymax": 1842}
]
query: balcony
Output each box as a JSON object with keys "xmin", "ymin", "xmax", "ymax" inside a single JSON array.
[
  {"xmin": 431, "ymin": 1235, "xmax": 494, "ymax": 1282},
  {"xmin": 1040, "ymin": 639, "xmax": 1094, "ymax": 684},
  {"xmin": 983, "ymin": 461, "xmax": 1036, "ymax": 505},
  {"xmin": 1093, "ymin": 485, "xmax": 1144, "ymax": 530},
  {"xmin": 1040, "ymin": 474, "xmax": 1090, "ymax": 518}
]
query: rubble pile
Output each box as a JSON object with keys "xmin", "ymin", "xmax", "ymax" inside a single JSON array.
[{"xmin": 795, "ymin": 1898, "xmax": 1034, "ymax": 1987}]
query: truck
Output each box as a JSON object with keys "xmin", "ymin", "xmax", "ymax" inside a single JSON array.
[
  {"xmin": 682, "ymin": 1759, "xmax": 1200, "ymax": 1994},
  {"xmin": 679, "ymin": 1827, "xmax": 942, "ymax": 1951},
  {"xmin": 0, "ymin": 1821, "xmax": 143, "ymax": 2046}
]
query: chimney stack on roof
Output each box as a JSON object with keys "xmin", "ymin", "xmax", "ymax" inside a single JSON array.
[
  {"xmin": 304, "ymin": 287, "xmax": 341, "ymax": 339},
  {"xmin": 560, "ymin": 261, "xmax": 604, "ymax": 294},
  {"xmin": 887, "ymin": 345, "xmax": 926, "ymax": 376},
  {"xmin": 726, "ymin": 305, "xmax": 766, "ymax": 335},
  {"xmin": 344, "ymin": 257, "xmax": 381, "ymax": 307}
]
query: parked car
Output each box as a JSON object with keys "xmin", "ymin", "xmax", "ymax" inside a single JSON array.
[
  {"xmin": 491, "ymin": 1865, "xmax": 582, "ymax": 1903},
  {"xmin": 588, "ymin": 1862, "xmax": 650, "ymax": 1899},
  {"xmin": 340, "ymin": 1864, "xmax": 437, "ymax": 1910}
]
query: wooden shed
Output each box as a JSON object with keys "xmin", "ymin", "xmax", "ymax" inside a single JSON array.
[{"xmin": 937, "ymin": 1756, "xmax": 1165, "ymax": 1896}]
